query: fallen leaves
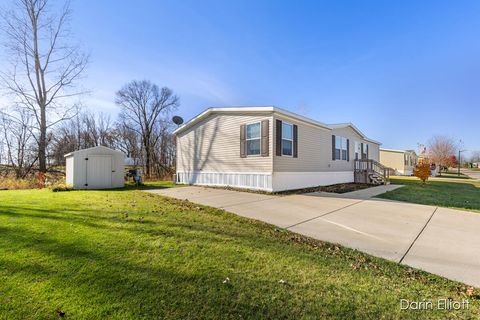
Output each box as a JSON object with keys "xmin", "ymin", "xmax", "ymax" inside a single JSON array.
[{"xmin": 466, "ymin": 287, "xmax": 475, "ymax": 296}]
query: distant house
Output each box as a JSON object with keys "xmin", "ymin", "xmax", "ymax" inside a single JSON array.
[
  {"xmin": 173, "ymin": 106, "xmax": 385, "ymax": 192},
  {"xmin": 379, "ymin": 148, "xmax": 418, "ymax": 176}
]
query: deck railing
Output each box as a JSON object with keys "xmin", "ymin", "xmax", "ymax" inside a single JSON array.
[{"xmin": 354, "ymin": 159, "xmax": 391, "ymax": 184}]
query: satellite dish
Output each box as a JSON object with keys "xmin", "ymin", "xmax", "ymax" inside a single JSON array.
[{"xmin": 172, "ymin": 116, "xmax": 184, "ymax": 126}]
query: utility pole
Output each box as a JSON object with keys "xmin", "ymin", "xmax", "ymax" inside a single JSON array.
[
  {"xmin": 458, "ymin": 150, "xmax": 461, "ymax": 176},
  {"xmin": 458, "ymin": 149, "xmax": 466, "ymax": 176},
  {"xmin": 458, "ymin": 139, "xmax": 465, "ymax": 177}
]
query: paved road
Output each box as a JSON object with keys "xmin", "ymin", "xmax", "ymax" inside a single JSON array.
[
  {"xmin": 462, "ymin": 169, "xmax": 480, "ymax": 180},
  {"xmin": 147, "ymin": 186, "xmax": 480, "ymax": 288}
]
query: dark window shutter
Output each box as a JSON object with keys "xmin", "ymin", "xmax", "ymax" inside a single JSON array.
[
  {"xmin": 347, "ymin": 139, "xmax": 350, "ymax": 162},
  {"xmin": 261, "ymin": 120, "xmax": 269, "ymax": 157},
  {"xmin": 366, "ymin": 144, "xmax": 369, "ymax": 159},
  {"xmin": 240, "ymin": 124, "xmax": 246, "ymax": 158},
  {"xmin": 293, "ymin": 124, "xmax": 298, "ymax": 158},
  {"xmin": 361, "ymin": 143, "xmax": 364, "ymax": 159},
  {"xmin": 332, "ymin": 135, "xmax": 336, "ymax": 160},
  {"xmin": 276, "ymin": 119, "xmax": 282, "ymax": 156}
]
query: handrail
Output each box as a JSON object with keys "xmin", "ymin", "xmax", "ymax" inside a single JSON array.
[{"xmin": 354, "ymin": 159, "xmax": 391, "ymax": 184}]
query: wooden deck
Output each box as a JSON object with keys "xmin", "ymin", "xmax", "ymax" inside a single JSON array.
[{"xmin": 354, "ymin": 159, "xmax": 392, "ymax": 185}]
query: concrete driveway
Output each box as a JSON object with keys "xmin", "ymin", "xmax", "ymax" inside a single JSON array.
[
  {"xmin": 463, "ymin": 169, "xmax": 480, "ymax": 180},
  {"xmin": 147, "ymin": 186, "xmax": 480, "ymax": 288}
]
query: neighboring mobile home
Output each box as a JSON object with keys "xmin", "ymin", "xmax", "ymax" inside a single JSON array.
[
  {"xmin": 379, "ymin": 148, "xmax": 417, "ymax": 176},
  {"xmin": 174, "ymin": 106, "xmax": 383, "ymax": 192}
]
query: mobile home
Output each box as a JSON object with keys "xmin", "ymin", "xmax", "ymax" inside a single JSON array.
[
  {"xmin": 379, "ymin": 148, "xmax": 417, "ymax": 176},
  {"xmin": 174, "ymin": 107, "xmax": 384, "ymax": 192}
]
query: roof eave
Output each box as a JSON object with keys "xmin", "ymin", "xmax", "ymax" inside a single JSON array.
[
  {"xmin": 173, "ymin": 108, "xmax": 378, "ymax": 143},
  {"xmin": 173, "ymin": 106, "xmax": 332, "ymax": 135},
  {"xmin": 330, "ymin": 123, "xmax": 381, "ymax": 145},
  {"xmin": 272, "ymin": 107, "xmax": 331, "ymax": 131},
  {"xmin": 173, "ymin": 107, "xmax": 276, "ymax": 135}
]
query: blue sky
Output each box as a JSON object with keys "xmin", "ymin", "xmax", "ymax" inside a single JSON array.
[{"xmin": 37, "ymin": 1, "xmax": 480, "ymax": 153}]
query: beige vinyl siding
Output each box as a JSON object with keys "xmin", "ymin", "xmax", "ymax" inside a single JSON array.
[
  {"xmin": 331, "ymin": 127, "xmax": 380, "ymax": 164},
  {"xmin": 273, "ymin": 116, "xmax": 331, "ymax": 172},
  {"xmin": 380, "ymin": 150, "xmax": 405, "ymax": 172},
  {"xmin": 273, "ymin": 119, "xmax": 380, "ymax": 172},
  {"xmin": 176, "ymin": 112, "xmax": 273, "ymax": 172},
  {"xmin": 379, "ymin": 149, "xmax": 416, "ymax": 173},
  {"xmin": 368, "ymin": 143, "xmax": 380, "ymax": 162},
  {"xmin": 176, "ymin": 110, "xmax": 380, "ymax": 175}
]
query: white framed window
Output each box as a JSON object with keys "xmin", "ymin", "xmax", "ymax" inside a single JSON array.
[
  {"xmin": 281, "ymin": 122, "xmax": 293, "ymax": 156},
  {"xmin": 246, "ymin": 122, "xmax": 261, "ymax": 156},
  {"xmin": 354, "ymin": 141, "xmax": 360, "ymax": 160},
  {"xmin": 335, "ymin": 136, "xmax": 348, "ymax": 160}
]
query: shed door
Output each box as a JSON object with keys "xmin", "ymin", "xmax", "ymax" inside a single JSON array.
[{"xmin": 86, "ymin": 155, "xmax": 112, "ymax": 189}]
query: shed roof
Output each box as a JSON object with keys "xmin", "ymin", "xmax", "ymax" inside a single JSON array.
[{"xmin": 64, "ymin": 146, "xmax": 125, "ymax": 158}]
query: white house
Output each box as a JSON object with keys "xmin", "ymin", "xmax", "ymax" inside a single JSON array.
[
  {"xmin": 174, "ymin": 106, "xmax": 384, "ymax": 192},
  {"xmin": 65, "ymin": 146, "xmax": 125, "ymax": 189}
]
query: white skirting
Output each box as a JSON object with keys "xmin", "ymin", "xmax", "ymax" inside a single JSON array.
[
  {"xmin": 176, "ymin": 171, "xmax": 273, "ymax": 191},
  {"xmin": 272, "ymin": 171, "xmax": 354, "ymax": 192},
  {"xmin": 176, "ymin": 171, "xmax": 354, "ymax": 192},
  {"xmin": 396, "ymin": 168, "xmax": 413, "ymax": 176}
]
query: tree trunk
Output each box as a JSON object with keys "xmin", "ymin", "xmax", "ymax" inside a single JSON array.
[
  {"xmin": 145, "ymin": 147, "xmax": 151, "ymax": 178},
  {"xmin": 39, "ymin": 105, "xmax": 47, "ymax": 173},
  {"xmin": 143, "ymin": 135, "xmax": 151, "ymax": 178}
]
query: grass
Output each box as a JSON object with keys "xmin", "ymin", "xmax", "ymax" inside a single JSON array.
[
  {"xmin": 438, "ymin": 171, "xmax": 471, "ymax": 179},
  {"xmin": 123, "ymin": 180, "xmax": 178, "ymax": 190},
  {"xmin": 0, "ymin": 184, "xmax": 479, "ymax": 319},
  {"xmin": 274, "ymin": 183, "xmax": 372, "ymax": 195},
  {"xmin": 314, "ymin": 183, "xmax": 371, "ymax": 194},
  {"xmin": 209, "ymin": 183, "xmax": 373, "ymax": 196},
  {"xmin": 378, "ymin": 176, "xmax": 480, "ymax": 213}
]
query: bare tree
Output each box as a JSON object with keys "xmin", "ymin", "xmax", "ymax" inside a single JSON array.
[
  {"xmin": 50, "ymin": 110, "xmax": 117, "ymax": 165},
  {"xmin": 116, "ymin": 80, "xmax": 179, "ymax": 177},
  {"xmin": 427, "ymin": 135, "xmax": 458, "ymax": 175},
  {"xmin": 113, "ymin": 123, "xmax": 141, "ymax": 161},
  {"xmin": 0, "ymin": 107, "xmax": 37, "ymax": 178},
  {"xmin": 470, "ymin": 151, "xmax": 480, "ymax": 163},
  {"xmin": 0, "ymin": 141, "xmax": 4, "ymax": 165},
  {"xmin": 0, "ymin": 0, "xmax": 88, "ymax": 173},
  {"xmin": 0, "ymin": 120, "xmax": 5, "ymax": 164}
]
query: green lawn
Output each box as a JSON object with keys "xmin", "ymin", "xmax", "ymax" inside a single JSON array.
[
  {"xmin": 378, "ymin": 176, "xmax": 480, "ymax": 213},
  {"xmin": 0, "ymin": 185, "xmax": 479, "ymax": 319},
  {"xmin": 439, "ymin": 171, "xmax": 471, "ymax": 179}
]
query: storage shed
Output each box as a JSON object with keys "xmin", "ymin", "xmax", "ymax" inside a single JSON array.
[{"xmin": 64, "ymin": 146, "xmax": 126, "ymax": 189}]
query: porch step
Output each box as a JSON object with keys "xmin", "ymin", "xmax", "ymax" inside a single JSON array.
[
  {"xmin": 354, "ymin": 159, "xmax": 393, "ymax": 185},
  {"xmin": 368, "ymin": 173, "xmax": 385, "ymax": 185}
]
